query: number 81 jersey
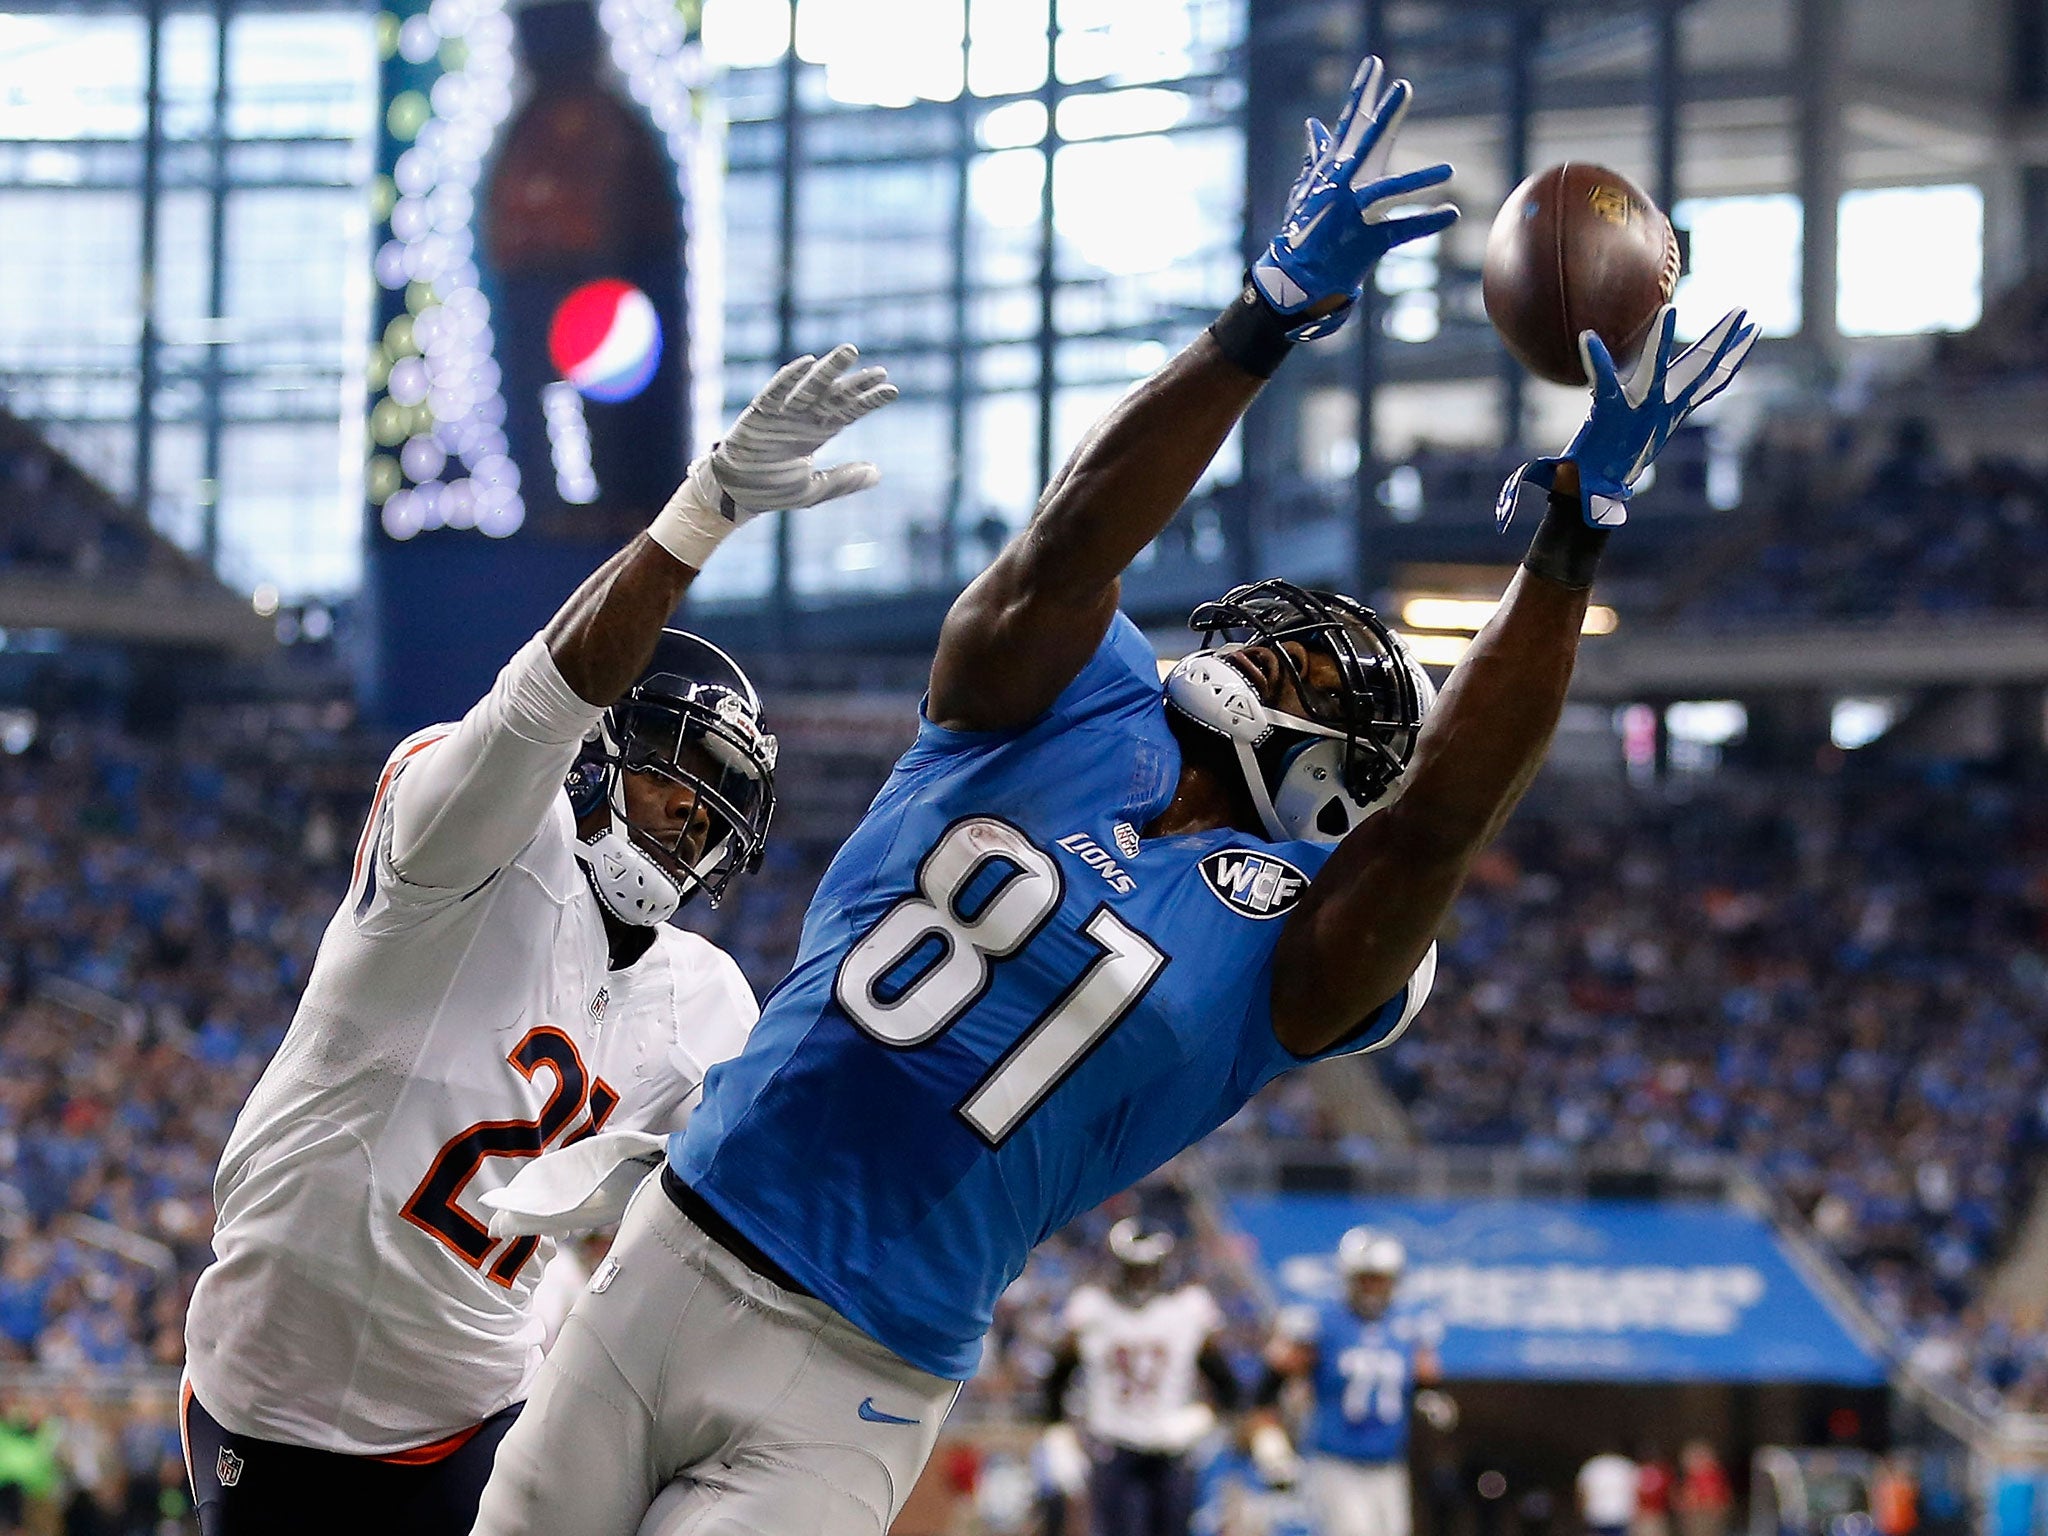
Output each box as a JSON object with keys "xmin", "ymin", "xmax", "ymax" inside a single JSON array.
[{"xmin": 672, "ymin": 615, "xmax": 1434, "ymax": 1380}]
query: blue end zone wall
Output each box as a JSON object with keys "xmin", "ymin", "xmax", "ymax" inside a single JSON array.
[{"xmin": 1230, "ymin": 1194, "xmax": 1888, "ymax": 1385}]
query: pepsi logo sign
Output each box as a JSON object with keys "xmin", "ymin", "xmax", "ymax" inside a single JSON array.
[
  {"xmin": 1199, "ymin": 849, "xmax": 1308, "ymax": 919},
  {"xmin": 547, "ymin": 279, "xmax": 663, "ymax": 403}
]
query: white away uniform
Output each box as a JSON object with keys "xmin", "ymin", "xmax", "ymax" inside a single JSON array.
[
  {"xmin": 184, "ymin": 637, "xmax": 758, "ymax": 1457},
  {"xmin": 1064, "ymin": 1283, "xmax": 1224, "ymax": 1453}
]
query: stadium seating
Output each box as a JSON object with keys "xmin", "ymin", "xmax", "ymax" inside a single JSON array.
[{"xmin": 3, "ymin": 617, "xmax": 2047, "ymax": 1427}]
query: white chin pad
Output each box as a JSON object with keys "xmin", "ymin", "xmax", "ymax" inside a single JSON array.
[{"xmin": 575, "ymin": 825, "xmax": 682, "ymax": 926}]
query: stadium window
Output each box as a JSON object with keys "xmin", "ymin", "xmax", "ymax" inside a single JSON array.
[
  {"xmin": 796, "ymin": 0, "xmax": 964, "ymax": 107},
  {"xmin": 701, "ymin": 0, "xmax": 790, "ymax": 70},
  {"xmin": 1671, "ymin": 194, "xmax": 1802, "ymax": 340},
  {"xmin": 1052, "ymin": 132, "xmax": 1233, "ymax": 277},
  {"xmin": 1836, "ymin": 183, "xmax": 1983, "ymax": 337},
  {"xmin": 967, "ymin": 0, "xmax": 1047, "ymax": 97}
]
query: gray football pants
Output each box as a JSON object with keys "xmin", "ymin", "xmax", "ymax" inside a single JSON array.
[{"xmin": 471, "ymin": 1176, "xmax": 959, "ymax": 1536}]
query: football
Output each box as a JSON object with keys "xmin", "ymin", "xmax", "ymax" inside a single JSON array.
[{"xmin": 1481, "ymin": 162, "xmax": 1681, "ymax": 387}]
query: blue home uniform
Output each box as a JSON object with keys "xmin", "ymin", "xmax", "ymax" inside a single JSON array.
[
  {"xmin": 1300, "ymin": 1303, "xmax": 1430, "ymax": 1464},
  {"xmin": 672, "ymin": 615, "xmax": 1434, "ymax": 1378}
]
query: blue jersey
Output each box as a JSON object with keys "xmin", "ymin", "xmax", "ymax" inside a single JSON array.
[
  {"xmin": 672, "ymin": 616, "xmax": 1431, "ymax": 1378},
  {"xmin": 1301, "ymin": 1303, "xmax": 1434, "ymax": 1464}
]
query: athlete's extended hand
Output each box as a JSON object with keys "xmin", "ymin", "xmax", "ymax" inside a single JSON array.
[
  {"xmin": 1496, "ymin": 305, "xmax": 1757, "ymax": 531},
  {"xmin": 1250, "ymin": 56, "xmax": 1458, "ymax": 341},
  {"xmin": 647, "ymin": 344, "xmax": 897, "ymax": 569}
]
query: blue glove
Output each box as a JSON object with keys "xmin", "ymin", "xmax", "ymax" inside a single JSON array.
[
  {"xmin": 1250, "ymin": 55, "xmax": 1458, "ymax": 341},
  {"xmin": 1496, "ymin": 305, "xmax": 1758, "ymax": 531}
]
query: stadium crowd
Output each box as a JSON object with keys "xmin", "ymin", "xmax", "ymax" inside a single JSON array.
[
  {"xmin": 1376, "ymin": 768, "xmax": 2048, "ymax": 1414},
  {"xmin": 1686, "ymin": 419, "xmax": 2048, "ymax": 624},
  {"xmin": 0, "ymin": 677, "xmax": 2042, "ymax": 1522}
]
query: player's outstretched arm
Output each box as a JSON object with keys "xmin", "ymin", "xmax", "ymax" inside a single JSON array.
[
  {"xmin": 927, "ymin": 340, "xmax": 1264, "ymax": 731},
  {"xmin": 929, "ymin": 57, "xmax": 1455, "ymax": 733},
  {"xmin": 1270, "ymin": 308, "xmax": 1757, "ymax": 1055},
  {"xmin": 387, "ymin": 349, "xmax": 894, "ymax": 891}
]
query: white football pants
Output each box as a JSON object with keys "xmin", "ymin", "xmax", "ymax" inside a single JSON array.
[
  {"xmin": 1306, "ymin": 1458, "xmax": 1412, "ymax": 1536},
  {"xmin": 471, "ymin": 1174, "xmax": 959, "ymax": 1536}
]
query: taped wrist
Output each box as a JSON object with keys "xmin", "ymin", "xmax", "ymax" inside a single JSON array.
[
  {"xmin": 1208, "ymin": 281, "xmax": 1296, "ymax": 379},
  {"xmin": 1523, "ymin": 488, "xmax": 1609, "ymax": 589},
  {"xmin": 646, "ymin": 456, "xmax": 734, "ymax": 570}
]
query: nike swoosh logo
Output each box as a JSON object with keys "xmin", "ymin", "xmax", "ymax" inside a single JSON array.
[
  {"xmin": 1288, "ymin": 204, "xmax": 1334, "ymax": 247},
  {"xmin": 857, "ymin": 1397, "xmax": 921, "ymax": 1426}
]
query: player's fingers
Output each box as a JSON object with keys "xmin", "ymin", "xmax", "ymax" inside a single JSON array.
[
  {"xmin": 1579, "ymin": 330, "xmax": 1621, "ymax": 396},
  {"xmin": 1328, "ymin": 56, "xmax": 1383, "ymax": 158},
  {"xmin": 1302, "ymin": 116, "xmax": 1333, "ymax": 169},
  {"xmin": 794, "ymin": 460, "xmax": 881, "ymax": 507},
  {"xmin": 833, "ymin": 376, "xmax": 899, "ymax": 425},
  {"xmin": 1355, "ymin": 160, "xmax": 1453, "ymax": 206},
  {"xmin": 1662, "ymin": 307, "xmax": 1738, "ymax": 404},
  {"xmin": 1633, "ymin": 304, "xmax": 1679, "ymax": 404},
  {"xmin": 787, "ymin": 343, "xmax": 859, "ymax": 411},
  {"xmin": 829, "ymin": 365, "xmax": 892, "ymax": 405},
  {"xmin": 1681, "ymin": 315, "xmax": 1757, "ymax": 414},
  {"xmin": 1371, "ymin": 202, "xmax": 1459, "ymax": 247},
  {"xmin": 755, "ymin": 354, "xmax": 816, "ymax": 411},
  {"xmin": 1351, "ymin": 76, "xmax": 1415, "ymax": 182}
]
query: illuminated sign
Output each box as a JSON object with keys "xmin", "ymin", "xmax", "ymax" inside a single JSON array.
[{"xmin": 369, "ymin": 0, "xmax": 717, "ymax": 544}]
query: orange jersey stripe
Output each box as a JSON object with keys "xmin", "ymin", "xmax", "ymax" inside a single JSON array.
[
  {"xmin": 374, "ymin": 1420, "xmax": 486, "ymax": 1465},
  {"xmin": 350, "ymin": 731, "xmax": 451, "ymax": 893}
]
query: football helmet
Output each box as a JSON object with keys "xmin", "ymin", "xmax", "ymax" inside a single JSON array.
[
  {"xmin": 565, "ymin": 630, "xmax": 777, "ymax": 924},
  {"xmin": 1164, "ymin": 579, "xmax": 1431, "ymax": 844},
  {"xmin": 1337, "ymin": 1226, "xmax": 1406, "ymax": 1279},
  {"xmin": 1108, "ymin": 1217, "xmax": 1177, "ymax": 1269}
]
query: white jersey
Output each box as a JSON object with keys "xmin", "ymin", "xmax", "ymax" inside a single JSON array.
[
  {"xmin": 1063, "ymin": 1282, "xmax": 1223, "ymax": 1454},
  {"xmin": 184, "ymin": 638, "xmax": 758, "ymax": 1458}
]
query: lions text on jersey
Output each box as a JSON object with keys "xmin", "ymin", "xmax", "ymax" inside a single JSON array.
[
  {"xmin": 673, "ymin": 615, "xmax": 1434, "ymax": 1378},
  {"xmin": 185, "ymin": 639, "xmax": 758, "ymax": 1456}
]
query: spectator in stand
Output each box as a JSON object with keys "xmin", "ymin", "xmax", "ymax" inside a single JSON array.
[
  {"xmin": 1634, "ymin": 1447, "xmax": 1673, "ymax": 1536},
  {"xmin": 1578, "ymin": 1450, "xmax": 1639, "ymax": 1536},
  {"xmin": 1675, "ymin": 1442, "xmax": 1732, "ymax": 1536}
]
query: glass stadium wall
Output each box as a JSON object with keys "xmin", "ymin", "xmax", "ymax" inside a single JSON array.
[{"xmin": 0, "ymin": 4, "xmax": 375, "ymax": 602}]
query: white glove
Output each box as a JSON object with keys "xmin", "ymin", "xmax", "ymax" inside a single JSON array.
[
  {"xmin": 480, "ymin": 1130, "xmax": 666, "ymax": 1240},
  {"xmin": 1039, "ymin": 1423, "xmax": 1090, "ymax": 1497},
  {"xmin": 1415, "ymin": 1388, "xmax": 1459, "ymax": 1432},
  {"xmin": 1251, "ymin": 1421, "xmax": 1301, "ymax": 1488},
  {"xmin": 648, "ymin": 344, "xmax": 897, "ymax": 568}
]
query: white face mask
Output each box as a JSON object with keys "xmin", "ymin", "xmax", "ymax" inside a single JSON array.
[{"xmin": 1163, "ymin": 642, "xmax": 1434, "ymax": 844}]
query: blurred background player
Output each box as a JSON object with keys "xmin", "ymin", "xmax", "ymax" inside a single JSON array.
[
  {"xmin": 1252, "ymin": 1229, "xmax": 1442, "ymax": 1536},
  {"xmin": 472, "ymin": 48, "xmax": 1750, "ymax": 1536},
  {"xmin": 1039, "ymin": 1218, "xmax": 1241, "ymax": 1536},
  {"xmin": 1579, "ymin": 1449, "xmax": 1642, "ymax": 1536},
  {"xmin": 177, "ymin": 348, "xmax": 895, "ymax": 1536}
]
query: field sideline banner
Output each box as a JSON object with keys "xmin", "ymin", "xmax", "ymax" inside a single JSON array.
[{"xmin": 1229, "ymin": 1195, "xmax": 1887, "ymax": 1385}]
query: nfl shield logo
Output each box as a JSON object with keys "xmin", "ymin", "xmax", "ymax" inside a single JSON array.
[
  {"xmin": 1112, "ymin": 821, "xmax": 1141, "ymax": 860},
  {"xmin": 216, "ymin": 1446, "xmax": 244, "ymax": 1488},
  {"xmin": 589, "ymin": 986, "xmax": 610, "ymax": 1025}
]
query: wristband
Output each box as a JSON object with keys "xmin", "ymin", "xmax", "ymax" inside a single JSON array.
[
  {"xmin": 1522, "ymin": 488, "xmax": 1609, "ymax": 589},
  {"xmin": 1207, "ymin": 281, "xmax": 1297, "ymax": 379},
  {"xmin": 646, "ymin": 456, "xmax": 734, "ymax": 570}
]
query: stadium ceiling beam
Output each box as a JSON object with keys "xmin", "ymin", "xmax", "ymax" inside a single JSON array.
[
  {"xmin": 0, "ymin": 574, "xmax": 274, "ymax": 656},
  {"xmin": 1400, "ymin": 64, "xmax": 1797, "ymax": 123}
]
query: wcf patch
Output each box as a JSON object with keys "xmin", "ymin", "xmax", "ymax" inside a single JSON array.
[{"xmin": 1198, "ymin": 849, "xmax": 1308, "ymax": 919}]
